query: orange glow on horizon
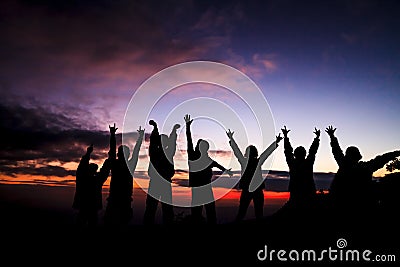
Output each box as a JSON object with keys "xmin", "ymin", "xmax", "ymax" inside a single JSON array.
[
  {"xmin": 220, "ymin": 190, "xmax": 290, "ymax": 200},
  {"xmin": 0, "ymin": 174, "xmax": 76, "ymax": 187}
]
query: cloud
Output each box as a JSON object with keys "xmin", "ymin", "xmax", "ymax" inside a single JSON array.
[
  {"xmin": 0, "ymin": 100, "xmax": 108, "ymax": 159},
  {"xmin": 0, "ymin": 101, "xmax": 147, "ymax": 177},
  {"xmin": 0, "ymin": 0, "xmax": 282, "ymax": 130},
  {"xmin": 0, "ymin": 1, "xmax": 214, "ymax": 126},
  {"xmin": 0, "ymin": 0, "xmax": 262, "ymax": 134},
  {"xmin": 341, "ymin": 33, "xmax": 359, "ymax": 45},
  {"xmin": 0, "ymin": 163, "xmax": 75, "ymax": 178},
  {"xmin": 223, "ymin": 50, "xmax": 279, "ymax": 80},
  {"xmin": 252, "ymin": 53, "xmax": 278, "ymax": 72}
]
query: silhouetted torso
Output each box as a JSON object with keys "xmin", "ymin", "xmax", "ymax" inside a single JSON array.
[
  {"xmin": 187, "ymin": 150, "xmax": 218, "ymax": 187},
  {"xmin": 148, "ymin": 128, "xmax": 175, "ymax": 183},
  {"xmin": 284, "ymin": 137, "xmax": 318, "ymax": 203},
  {"xmin": 240, "ymin": 157, "xmax": 262, "ymax": 191},
  {"xmin": 108, "ymin": 159, "xmax": 133, "ymax": 203}
]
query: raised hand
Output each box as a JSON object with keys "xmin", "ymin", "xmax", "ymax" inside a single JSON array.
[
  {"xmin": 281, "ymin": 125, "xmax": 290, "ymax": 138},
  {"xmin": 314, "ymin": 127, "xmax": 321, "ymax": 138},
  {"xmin": 137, "ymin": 126, "xmax": 145, "ymax": 136},
  {"xmin": 173, "ymin": 124, "xmax": 181, "ymax": 130},
  {"xmin": 109, "ymin": 123, "xmax": 118, "ymax": 134},
  {"xmin": 149, "ymin": 120, "xmax": 157, "ymax": 127},
  {"xmin": 87, "ymin": 144, "xmax": 94, "ymax": 154},
  {"xmin": 325, "ymin": 125, "xmax": 336, "ymax": 137},
  {"xmin": 226, "ymin": 129, "xmax": 234, "ymax": 139},
  {"xmin": 276, "ymin": 133, "xmax": 283, "ymax": 143},
  {"xmin": 184, "ymin": 114, "xmax": 193, "ymax": 125}
]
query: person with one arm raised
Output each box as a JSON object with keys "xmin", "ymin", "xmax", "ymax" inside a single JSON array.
[{"xmin": 184, "ymin": 114, "xmax": 233, "ymax": 224}]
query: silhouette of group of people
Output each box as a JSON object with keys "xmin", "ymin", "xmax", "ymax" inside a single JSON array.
[
  {"xmin": 73, "ymin": 115, "xmax": 400, "ymax": 227},
  {"xmin": 276, "ymin": 125, "xmax": 400, "ymax": 222},
  {"xmin": 73, "ymin": 123, "xmax": 144, "ymax": 227}
]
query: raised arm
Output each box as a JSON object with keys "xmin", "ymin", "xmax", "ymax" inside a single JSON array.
[
  {"xmin": 77, "ymin": 144, "xmax": 93, "ymax": 175},
  {"xmin": 367, "ymin": 150, "xmax": 400, "ymax": 173},
  {"xmin": 226, "ymin": 129, "xmax": 245, "ymax": 165},
  {"xmin": 148, "ymin": 120, "xmax": 160, "ymax": 158},
  {"xmin": 108, "ymin": 123, "xmax": 117, "ymax": 160},
  {"xmin": 211, "ymin": 160, "xmax": 233, "ymax": 177},
  {"xmin": 184, "ymin": 114, "xmax": 194, "ymax": 156},
  {"xmin": 282, "ymin": 126, "xmax": 294, "ymax": 167},
  {"xmin": 128, "ymin": 126, "xmax": 144, "ymax": 173},
  {"xmin": 307, "ymin": 128, "xmax": 320, "ymax": 162},
  {"xmin": 97, "ymin": 158, "xmax": 111, "ymax": 184},
  {"xmin": 259, "ymin": 134, "xmax": 282, "ymax": 164},
  {"xmin": 166, "ymin": 123, "xmax": 180, "ymax": 159},
  {"xmin": 325, "ymin": 126, "xmax": 344, "ymax": 166}
]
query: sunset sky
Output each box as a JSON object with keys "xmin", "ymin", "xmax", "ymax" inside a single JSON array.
[{"xmin": 1, "ymin": 0, "xmax": 399, "ymax": 191}]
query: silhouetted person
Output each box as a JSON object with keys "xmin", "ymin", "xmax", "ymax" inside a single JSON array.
[
  {"xmin": 143, "ymin": 120, "xmax": 180, "ymax": 225},
  {"xmin": 226, "ymin": 129, "xmax": 282, "ymax": 222},
  {"xmin": 326, "ymin": 125, "xmax": 400, "ymax": 217},
  {"xmin": 282, "ymin": 126, "xmax": 320, "ymax": 208},
  {"xmin": 72, "ymin": 144, "xmax": 111, "ymax": 227},
  {"xmin": 184, "ymin": 114, "xmax": 232, "ymax": 224},
  {"xmin": 104, "ymin": 124, "xmax": 144, "ymax": 227}
]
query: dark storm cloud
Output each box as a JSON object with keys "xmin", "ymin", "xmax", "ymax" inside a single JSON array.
[
  {"xmin": 0, "ymin": 0, "xmax": 247, "ymax": 84},
  {"xmin": 0, "ymin": 0, "xmax": 249, "ymax": 134},
  {"xmin": 0, "ymin": 100, "xmax": 108, "ymax": 160},
  {"xmin": 0, "ymin": 100, "xmax": 146, "ymax": 177},
  {"xmin": 0, "ymin": 163, "xmax": 76, "ymax": 178},
  {"xmin": 0, "ymin": 0, "xmax": 207, "ymax": 88}
]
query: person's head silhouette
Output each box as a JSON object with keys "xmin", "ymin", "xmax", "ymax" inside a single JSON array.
[
  {"xmin": 345, "ymin": 146, "xmax": 362, "ymax": 163},
  {"xmin": 88, "ymin": 163, "xmax": 98, "ymax": 176},
  {"xmin": 244, "ymin": 145, "xmax": 258, "ymax": 159},
  {"xmin": 196, "ymin": 139, "xmax": 209, "ymax": 154},
  {"xmin": 118, "ymin": 145, "xmax": 130, "ymax": 160},
  {"xmin": 294, "ymin": 146, "xmax": 307, "ymax": 160}
]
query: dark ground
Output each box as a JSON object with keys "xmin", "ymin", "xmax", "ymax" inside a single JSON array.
[{"xmin": 1, "ymin": 182, "xmax": 399, "ymax": 266}]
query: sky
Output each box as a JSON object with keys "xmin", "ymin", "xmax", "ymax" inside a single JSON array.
[{"xmin": 1, "ymin": 0, "xmax": 400, "ymax": 191}]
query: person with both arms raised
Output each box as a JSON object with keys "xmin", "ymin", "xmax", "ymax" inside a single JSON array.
[
  {"xmin": 104, "ymin": 123, "xmax": 144, "ymax": 227},
  {"xmin": 281, "ymin": 126, "xmax": 320, "ymax": 212},
  {"xmin": 226, "ymin": 129, "xmax": 282, "ymax": 222}
]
